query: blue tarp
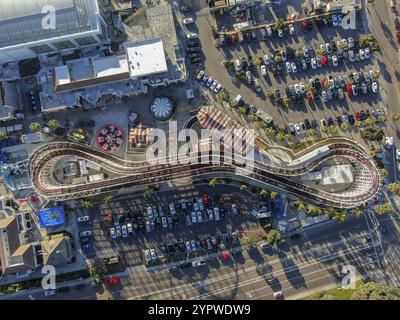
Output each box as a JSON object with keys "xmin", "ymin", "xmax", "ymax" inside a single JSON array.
[{"xmin": 38, "ymin": 206, "xmax": 65, "ymax": 228}]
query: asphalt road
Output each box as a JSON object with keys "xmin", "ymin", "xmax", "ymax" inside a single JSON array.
[{"xmin": 10, "ymin": 214, "xmax": 380, "ymax": 300}]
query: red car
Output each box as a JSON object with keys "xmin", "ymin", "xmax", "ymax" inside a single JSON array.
[
  {"xmin": 321, "ymin": 55, "xmax": 328, "ymax": 66},
  {"xmin": 231, "ymin": 33, "xmax": 238, "ymax": 44},
  {"xmin": 219, "ymin": 252, "xmax": 231, "ymax": 260},
  {"xmin": 106, "ymin": 277, "xmax": 119, "ymax": 285},
  {"xmin": 355, "ymin": 111, "xmax": 361, "ymax": 121},
  {"xmin": 301, "ymin": 20, "xmax": 308, "ymax": 31},
  {"xmin": 202, "ymin": 194, "xmax": 209, "ymax": 205},
  {"xmin": 306, "ymin": 91, "xmax": 313, "ymax": 103},
  {"xmin": 396, "ymin": 31, "xmax": 400, "ymax": 42},
  {"xmin": 346, "ymin": 85, "xmax": 353, "ymax": 97}
]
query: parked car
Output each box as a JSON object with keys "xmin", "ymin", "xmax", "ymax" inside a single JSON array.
[
  {"xmin": 77, "ymin": 216, "xmax": 90, "ymax": 223},
  {"xmin": 79, "ymin": 230, "xmax": 93, "ymax": 238}
]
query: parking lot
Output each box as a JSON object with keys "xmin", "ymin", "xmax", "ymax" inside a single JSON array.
[
  {"xmin": 188, "ymin": 6, "xmax": 385, "ymax": 144},
  {"xmin": 76, "ymin": 185, "xmax": 266, "ymax": 267}
]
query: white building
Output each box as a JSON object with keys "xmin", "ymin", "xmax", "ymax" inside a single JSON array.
[{"xmin": 0, "ymin": 0, "xmax": 109, "ymax": 65}]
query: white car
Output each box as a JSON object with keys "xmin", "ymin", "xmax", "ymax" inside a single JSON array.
[
  {"xmin": 332, "ymin": 55, "xmax": 338, "ymax": 67},
  {"xmin": 294, "ymin": 123, "xmax": 301, "ymax": 135},
  {"xmin": 348, "ymin": 37, "xmax": 355, "ymax": 48},
  {"xmin": 320, "ymin": 119, "xmax": 327, "ymax": 127},
  {"xmin": 213, "ymin": 207, "xmax": 220, "ymax": 221},
  {"xmin": 206, "ymin": 77, "xmax": 213, "ymax": 87},
  {"xmin": 162, "ymin": 217, "xmax": 168, "ymax": 228},
  {"xmin": 77, "ymin": 216, "xmax": 90, "ymax": 223},
  {"xmin": 208, "ymin": 209, "xmax": 214, "ymax": 220},
  {"xmin": 273, "ymin": 291, "xmax": 283, "ymax": 299},
  {"xmin": 353, "ymin": 72, "xmax": 360, "ymax": 83},
  {"xmin": 192, "ymin": 260, "xmax": 206, "ymax": 267},
  {"xmin": 186, "ymin": 33, "xmax": 198, "ymax": 39},
  {"xmin": 266, "ymin": 26, "xmax": 272, "ymax": 36},
  {"xmin": 147, "ymin": 207, "xmax": 154, "ymax": 220},
  {"xmin": 396, "ymin": 149, "xmax": 400, "ymax": 161},
  {"xmin": 260, "ymin": 65, "xmax": 267, "ymax": 76},
  {"xmin": 263, "ymin": 54, "xmax": 271, "ymax": 65},
  {"xmin": 44, "ymin": 290, "xmax": 56, "ymax": 297},
  {"xmin": 365, "ymin": 47, "xmax": 371, "ymax": 59},
  {"xmin": 234, "ymin": 59, "xmax": 241, "ymax": 72},
  {"xmin": 291, "ymin": 62, "xmax": 297, "ymax": 73},
  {"xmin": 191, "ymin": 211, "xmax": 197, "ymax": 224},
  {"xmin": 286, "ymin": 61, "xmax": 292, "ymax": 73},
  {"xmin": 299, "ymin": 82, "xmax": 305, "ymax": 93},
  {"xmin": 332, "ymin": 14, "xmax": 339, "ymax": 27},
  {"xmin": 348, "ymin": 50, "xmax": 355, "ymax": 62},
  {"xmin": 110, "ymin": 227, "xmax": 116, "ymax": 239},
  {"xmin": 150, "ymin": 248, "xmax": 157, "ymax": 260},
  {"xmin": 278, "ymin": 28, "xmax": 284, "ymax": 37},
  {"xmin": 359, "ymin": 49, "xmax": 365, "ymax": 60},
  {"xmin": 116, "ymin": 225, "xmax": 122, "ymax": 237},
  {"xmin": 185, "ymin": 241, "xmax": 191, "ymax": 252},
  {"xmin": 210, "ymin": 80, "xmax": 218, "ymax": 91},
  {"xmin": 289, "ymin": 24, "xmax": 295, "ymax": 34},
  {"xmin": 385, "ymin": 137, "xmax": 394, "ymax": 149},
  {"xmin": 79, "ymin": 230, "xmax": 93, "ymax": 237},
  {"xmin": 127, "ymin": 223, "xmax": 133, "ymax": 234},
  {"xmin": 321, "ymin": 90, "xmax": 328, "ymax": 102},
  {"xmin": 325, "ymin": 43, "xmax": 332, "ymax": 53},
  {"xmin": 294, "ymin": 84, "xmax": 301, "ymax": 95},
  {"xmin": 214, "ymin": 84, "xmax": 222, "ymax": 93},
  {"xmin": 288, "ymin": 123, "xmax": 295, "ymax": 133},
  {"xmin": 303, "ymin": 46, "xmax": 310, "ymax": 57},
  {"xmin": 183, "ymin": 17, "xmax": 194, "ymax": 25},
  {"xmin": 342, "ymin": 114, "xmax": 349, "ymax": 123},
  {"xmin": 121, "ymin": 225, "xmax": 128, "ymax": 238},
  {"xmin": 232, "ymin": 204, "xmax": 239, "ymax": 215},
  {"xmin": 341, "ymin": 38, "xmax": 348, "ymax": 47},
  {"xmin": 246, "ymin": 71, "xmax": 252, "ymax": 83},
  {"xmin": 196, "ymin": 70, "xmax": 205, "ymax": 81},
  {"xmin": 311, "ymin": 58, "xmax": 317, "ymax": 69},
  {"xmin": 319, "ymin": 44, "xmax": 326, "ymax": 54},
  {"xmin": 372, "ymin": 82, "xmax": 378, "ymax": 93},
  {"xmin": 197, "ymin": 211, "xmax": 203, "ymax": 223}
]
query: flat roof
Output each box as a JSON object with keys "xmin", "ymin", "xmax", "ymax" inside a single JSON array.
[
  {"xmin": 125, "ymin": 37, "xmax": 168, "ymax": 78},
  {"xmin": 0, "ymin": 0, "xmax": 100, "ymax": 49}
]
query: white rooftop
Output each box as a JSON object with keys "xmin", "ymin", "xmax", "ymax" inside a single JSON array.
[
  {"xmin": 301, "ymin": 164, "xmax": 354, "ymax": 185},
  {"xmin": 125, "ymin": 37, "xmax": 168, "ymax": 78},
  {"xmin": 94, "ymin": 56, "xmax": 129, "ymax": 78}
]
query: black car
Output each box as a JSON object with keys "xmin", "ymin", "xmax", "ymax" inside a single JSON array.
[
  {"xmin": 190, "ymin": 58, "xmax": 201, "ymax": 64},
  {"xmin": 188, "ymin": 53, "xmax": 200, "ymax": 59},
  {"xmin": 360, "ymin": 110, "xmax": 367, "ymax": 121},
  {"xmin": 304, "ymin": 119, "xmax": 312, "ymax": 130},
  {"xmin": 336, "ymin": 116, "xmax": 343, "ymax": 126},
  {"xmin": 290, "ymin": 233, "xmax": 301, "ymax": 241},
  {"xmin": 365, "ymin": 110, "xmax": 371, "ymax": 119},
  {"xmin": 187, "ymin": 47, "xmax": 200, "ymax": 53},
  {"xmin": 315, "ymin": 78, "xmax": 322, "ymax": 90},
  {"xmin": 187, "ymin": 41, "xmax": 200, "ymax": 48},
  {"xmin": 274, "ymin": 89, "xmax": 282, "ymax": 102},
  {"xmin": 349, "ymin": 114, "xmax": 356, "ymax": 125},
  {"xmin": 180, "ymin": 262, "xmax": 192, "ymax": 269}
]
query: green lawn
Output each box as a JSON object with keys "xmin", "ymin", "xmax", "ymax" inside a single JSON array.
[{"xmin": 302, "ymin": 280, "xmax": 365, "ymax": 300}]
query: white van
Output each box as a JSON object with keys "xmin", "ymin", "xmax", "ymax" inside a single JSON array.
[{"xmin": 234, "ymin": 59, "xmax": 242, "ymax": 72}]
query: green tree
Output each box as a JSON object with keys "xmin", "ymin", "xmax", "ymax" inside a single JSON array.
[
  {"xmin": 218, "ymin": 91, "xmax": 228, "ymax": 102},
  {"xmin": 88, "ymin": 262, "xmax": 105, "ymax": 284},
  {"xmin": 363, "ymin": 126, "xmax": 384, "ymax": 141},
  {"xmin": 284, "ymin": 134, "xmax": 295, "ymax": 143},
  {"xmin": 352, "ymin": 281, "xmax": 400, "ymax": 300},
  {"xmin": 340, "ymin": 122, "xmax": 351, "ymax": 131},
  {"xmin": 306, "ymin": 128, "xmax": 318, "ymax": 137},
  {"xmin": 0, "ymin": 132, "xmax": 8, "ymax": 141},
  {"xmin": 47, "ymin": 119, "xmax": 59, "ymax": 129},
  {"xmin": 240, "ymin": 184, "xmax": 248, "ymax": 191},
  {"xmin": 331, "ymin": 210, "xmax": 348, "ymax": 223},
  {"xmin": 265, "ymin": 127, "xmax": 275, "ymax": 138},
  {"xmin": 266, "ymin": 229, "xmax": 283, "ymax": 246},
  {"xmin": 274, "ymin": 55, "xmax": 282, "ymax": 64},
  {"xmin": 306, "ymin": 204, "xmax": 323, "ymax": 216},
  {"xmin": 248, "ymin": 114, "xmax": 258, "ymax": 122},
  {"xmin": 102, "ymin": 195, "xmax": 113, "ymax": 206},
  {"xmin": 79, "ymin": 199, "xmax": 93, "ymax": 209},
  {"xmin": 374, "ymin": 203, "xmax": 394, "ymax": 215},
  {"xmin": 388, "ymin": 183, "xmax": 400, "ymax": 196},
  {"xmin": 267, "ymin": 91, "xmax": 275, "ymax": 100},
  {"xmin": 295, "ymin": 201, "xmax": 306, "ymax": 211},
  {"xmin": 238, "ymin": 107, "xmax": 247, "ymax": 115},
  {"xmin": 29, "ymin": 122, "xmax": 42, "ymax": 133},
  {"xmin": 276, "ymin": 131, "xmax": 285, "ymax": 141},
  {"xmin": 380, "ymin": 168, "xmax": 388, "ymax": 177},
  {"xmin": 354, "ymin": 207, "xmax": 363, "ymax": 218}
]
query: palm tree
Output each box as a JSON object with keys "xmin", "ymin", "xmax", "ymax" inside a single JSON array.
[
  {"xmin": 208, "ymin": 178, "xmax": 219, "ymax": 187},
  {"xmin": 238, "ymin": 107, "xmax": 246, "ymax": 115},
  {"xmin": 266, "ymin": 229, "xmax": 283, "ymax": 246},
  {"xmin": 306, "ymin": 128, "xmax": 317, "ymax": 137},
  {"xmin": 103, "ymin": 195, "xmax": 113, "ymax": 206},
  {"xmin": 240, "ymin": 184, "xmax": 248, "ymax": 191},
  {"xmin": 270, "ymin": 192, "xmax": 279, "ymax": 199},
  {"xmin": 340, "ymin": 123, "xmax": 350, "ymax": 131},
  {"xmin": 29, "ymin": 122, "xmax": 42, "ymax": 133},
  {"xmin": 354, "ymin": 207, "xmax": 363, "ymax": 218},
  {"xmin": 248, "ymin": 114, "xmax": 258, "ymax": 122},
  {"xmin": 79, "ymin": 199, "xmax": 93, "ymax": 209},
  {"xmin": 265, "ymin": 127, "xmax": 275, "ymax": 138},
  {"xmin": 276, "ymin": 131, "xmax": 285, "ymax": 141},
  {"xmin": 259, "ymin": 189, "xmax": 269, "ymax": 198}
]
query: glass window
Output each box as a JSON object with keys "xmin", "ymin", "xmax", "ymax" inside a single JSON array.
[
  {"xmin": 74, "ymin": 36, "xmax": 98, "ymax": 46},
  {"xmin": 29, "ymin": 45, "xmax": 54, "ymax": 54},
  {"xmin": 52, "ymin": 40, "xmax": 76, "ymax": 50}
]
